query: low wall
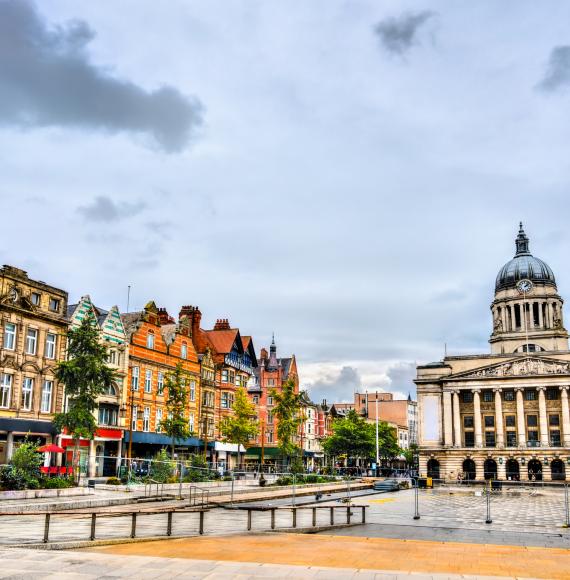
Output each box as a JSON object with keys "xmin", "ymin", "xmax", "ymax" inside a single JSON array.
[{"xmin": 0, "ymin": 487, "xmax": 94, "ymax": 501}]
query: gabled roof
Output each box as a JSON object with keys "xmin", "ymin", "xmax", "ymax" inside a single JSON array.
[{"xmin": 203, "ymin": 328, "xmax": 242, "ymax": 355}]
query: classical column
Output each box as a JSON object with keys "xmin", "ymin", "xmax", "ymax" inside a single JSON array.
[
  {"xmin": 452, "ymin": 390, "xmax": 462, "ymax": 447},
  {"xmin": 538, "ymin": 387, "xmax": 548, "ymax": 447},
  {"xmin": 5, "ymin": 432, "xmax": 14, "ymax": 462},
  {"xmin": 538, "ymin": 301, "xmax": 544, "ymax": 329},
  {"xmin": 443, "ymin": 390, "xmax": 453, "ymax": 446},
  {"xmin": 473, "ymin": 390, "xmax": 483, "ymax": 448},
  {"xmin": 560, "ymin": 387, "xmax": 570, "ymax": 446},
  {"xmin": 515, "ymin": 388, "xmax": 526, "ymax": 448},
  {"xmin": 494, "ymin": 388, "xmax": 504, "ymax": 448}
]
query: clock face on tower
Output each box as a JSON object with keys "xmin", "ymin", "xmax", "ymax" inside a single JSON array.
[{"xmin": 517, "ymin": 279, "xmax": 533, "ymax": 294}]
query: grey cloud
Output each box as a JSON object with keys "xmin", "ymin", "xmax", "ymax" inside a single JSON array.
[
  {"xmin": 374, "ymin": 11, "xmax": 436, "ymax": 55},
  {"xmin": 307, "ymin": 366, "xmax": 362, "ymax": 404},
  {"xmin": 386, "ymin": 362, "xmax": 417, "ymax": 396},
  {"xmin": 0, "ymin": 0, "xmax": 203, "ymax": 152},
  {"xmin": 538, "ymin": 46, "xmax": 570, "ymax": 92},
  {"xmin": 78, "ymin": 196, "xmax": 145, "ymax": 222}
]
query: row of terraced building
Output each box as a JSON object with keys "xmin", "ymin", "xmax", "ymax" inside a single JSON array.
[{"xmin": 0, "ymin": 265, "xmax": 331, "ymax": 477}]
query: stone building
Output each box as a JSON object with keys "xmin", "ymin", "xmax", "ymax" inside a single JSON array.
[
  {"xmin": 0, "ymin": 265, "xmax": 68, "ymax": 462},
  {"xmin": 416, "ymin": 225, "xmax": 570, "ymax": 482},
  {"xmin": 65, "ymin": 296, "xmax": 128, "ymax": 476}
]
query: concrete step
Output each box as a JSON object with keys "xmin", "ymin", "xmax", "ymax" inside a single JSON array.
[{"xmin": 0, "ymin": 496, "xmax": 139, "ymax": 514}]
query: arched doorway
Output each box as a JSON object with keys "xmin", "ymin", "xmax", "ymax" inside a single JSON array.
[
  {"xmin": 528, "ymin": 459, "xmax": 543, "ymax": 481},
  {"xmin": 427, "ymin": 458, "xmax": 440, "ymax": 479},
  {"xmin": 506, "ymin": 459, "xmax": 520, "ymax": 481},
  {"xmin": 551, "ymin": 459, "xmax": 566, "ymax": 481},
  {"xmin": 462, "ymin": 458, "xmax": 476, "ymax": 481},
  {"xmin": 484, "ymin": 458, "xmax": 498, "ymax": 480}
]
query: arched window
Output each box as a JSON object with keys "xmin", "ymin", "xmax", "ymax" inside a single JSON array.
[
  {"xmin": 506, "ymin": 459, "xmax": 520, "ymax": 481},
  {"xmin": 147, "ymin": 332, "xmax": 155, "ymax": 349},
  {"xmin": 462, "ymin": 459, "xmax": 476, "ymax": 481},
  {"xmin": 515, "ymin": 344, "xmax": 544, "ymax": 353},
  {"xmin": 483, "ymin": 458, "xmax": 497, "ymax": 480},
  {"xmin": 427, "ymin": 458, "xmax": 440, "ymax": 479},
  {"xmin": 102, "ymin": 383, "xmax": 117, "ymax": 397}
]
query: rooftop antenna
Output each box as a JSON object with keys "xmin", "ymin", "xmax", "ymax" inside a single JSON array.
[{"xmin": 126, "ymin": 285, "xmax": 131, "ymax": 313}]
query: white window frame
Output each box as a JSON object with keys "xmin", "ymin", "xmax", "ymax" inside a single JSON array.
[
  {"xmin": 0, "ymin": 374, "xmax": 12, "ymax": 408},
  {"xmin": 25, "ymin": 328, "xmax": 38, "ymax": 355},
  {"xmin": 181, "ymin": 343, "xmax": 187, "ymax": 360},
  {"xmin": 190, "ymin": 380, "xmax": 196, "ymax": 402},
  {"xmin": 3, "ymin": 323, "xmax": 16, "ymax": 350},
  {"xmin": 157, "ymin": 372, "xmax": 164, "ymax": 395},
  {"xmin": 156, "ymin": 408, "xmax": 163, "ymax": 432},
  {"xmin": 21, "ymin": 377, "xmax": 33, "ymax": 411},
  {"xmin": 45, "ymin": 332, "xmax": 56, "ymax": 359},
  {"xmin": 31, "ymin": 292, "xmax": 41, "ymax": 306},
  {"xmin": 132, "ymin": 406, "xmax": 138, "ymax": 430},
  {"xmin": 132, "ymin": 366, "xmax": 139, "ymax": 390},
  {"xmin": 41, "ymin": 380, "xmax": 53, "ymax": 413},
  {"xmin": 49, "ymin": 297, "xmax": 60, "ymax": 312},
  {"xmin": 188, "ymin": 413, "xmax": 194, "ymax": 432},
  {"xmin": 143, "ymin": 407, "xmax": 150, "ymax": 432},
  {"xmin": 145, "ymin": 369, "xmax": 152, "ymax": 393},
  {"xmin": 146, "ymin": 332, "xmax": 155, "ymax": 349}
]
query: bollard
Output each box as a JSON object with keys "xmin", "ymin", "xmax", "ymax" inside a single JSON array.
[
  {"xmin": 43, "ymin": 513, "xmax": 50, "ymax": 544},
  {"xmin": 312, "ymin": 507, "xmax": 317, "ymax": 527},
  {"xmin": 199, "ymin": 511, "xmax": 205, "ymax": 535},
  {"xmin": 271, "ymin": 509, "xmax": 276, "ymax": 530},
  {"xmin": 167, "ymin": 511, "xmax": 173, "ymax": 536},
  {"xmin": 361, "ymin": 506, "xmax": 366, "ymax": 524},
  {"xmin": 231, "ymin": 473, "xmax": 235, "ymax": 505},
  {"xmin": 131, "ymin": 513, "xmax": 137, "ymax": 538},
  {"xmin": 346, "ymin": 505, "xmax": 351, "ymax": 524},
  {"xmin": 565, "ymin": 485, "xmax": 570, "ymax": 528},
  {"xmin": 413, "ymin": 480, "xmax": 420, "ymax": 520},
  {"xmin": 292, "ymin": 508, "xmax": 297, "ymax": 528},
  {"xmin": 90, "ymin": 513, "xmax": 96, "ymax": 541},
  {"xmin": 292, "ymin": 474, "xmax": 296, "ymax": 507},
  {"xmin": 330, "ymin": 507, "xmax": 334, "ymax": 525},
  {"xmin": 485, "ymin": 483, "xmax": 492, "ymax": 524},
  {"xmin": 247, "ymin": 510, "xmax": 252, "ymax": 531}
]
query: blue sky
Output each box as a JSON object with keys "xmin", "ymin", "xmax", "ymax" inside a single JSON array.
[{"xmin": 2, "ymin": 1, "xmax": 570, "ymax": 402}]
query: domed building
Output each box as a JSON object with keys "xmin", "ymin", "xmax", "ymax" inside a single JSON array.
[{"xmin": 416, "ymin": 225, "xmax": 570, "ymax": 482}]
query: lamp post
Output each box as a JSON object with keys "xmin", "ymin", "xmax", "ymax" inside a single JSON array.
[
  {"xmin": 260, "ymin": 419, "xmax": 265, "ymax": 467},
  {"xmin": 375, "ymin": 391, "xmax": 380, "ymax": 474}
]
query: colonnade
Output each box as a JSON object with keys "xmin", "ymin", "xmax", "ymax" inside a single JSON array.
[
  {"xmin": 442, "ymin": 386, "xmax": 570, "ymax": 448},
  {"xmin": 495, "ymin": 299, "xmax": 562, "ymax": 333}
]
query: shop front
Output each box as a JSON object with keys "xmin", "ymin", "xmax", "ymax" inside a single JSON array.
[
  {"xmin": 123, "ymin": 431, "xmax": 203, "ymax": 460},
  {"xmin": 0, "ymin": 418, "xmax": 57, "ymax": 463}
]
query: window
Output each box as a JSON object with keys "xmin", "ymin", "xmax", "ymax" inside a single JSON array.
[
  {"xmin": 527, "ymin": 414, "xmax": 538, "ymax": 427},
  {"xmin": 41, "ymin": 380, "xmax": 53, "ymax": 413},
  {"xmin": 267, "ymin": 412, "xmax": 273, "ymax": 425},
  {"xmin": 228, "ymin": 370, "xmax": 235, "ymax": 384},
  {"xmin": 107, "ymin": 349, "xmax": 117, "ymax": 365},
  {"xmin": 235, "ymin": 375, "xmax": 242, "ymax": 387},
  {"xmin": 145, "ymin": 369, "xmax": 152, "ymax": 393},
  {"xmin": 505, "ymin": 415, "xmax": 516, "ymax": 427},
  {"xmin": 252, "ymin": 395, "xmax": 259, "ymax": 404},
  {"xmin": 188, "ymin": 413, "xmax": 194, "ymax": 432},
  {"xmin": 0, "ymin": 374, "xmax": 12, "ymax": 408},
  {"xmin": 156, "ymin": 409, "xmax": 163, "ymax": 432},
  {"xmin": 484, "ymin": 416, "xmax": 495, "ymax": 428},
  {"xmin": 157, "ymin": 372, "xmax": 164, "ymax": 395},
  {"xmin": 267, "ymin": 379, "xmax": 275, "ymax": 387},
  {"xmin": 525, "ymin": 390, "xmax": 537, "ymax": 401},
  {"xmin": 146, "ymin": 332, "xmax": 155, "ymax": 349},
  {"xmin": 266, "ymin": 431, "xmax": 274, "ymax": 443},
  {"xmin": 527, "ymin": 430, "xmax": 539, "ymax": 443},
  {"xmin": 49, "ymin": 298, "xmax": 60, "ymax": 312},
  {"xmin": 187, "ymin": 380, "xmax": 195, "ymax": 402},
  {"xmin": 506, "ymin": 431, "xmax": 517, "ymax": 447},
  {"xmin": 549, "ymin": 414, "xmax": 560, "ymax": 426},
  {"xmin": 21, "ymin": 378, "xmax": 33, "ymax": 410},
  {"xmin": 221, "ymin": 392, "xmax": 230, "ymax": 408},
  {"xmin": 463, "ymin": 415, "xmax": 474, "ymax": 428},
  {"xmin": 551, "ymin": 430, "xmax": 561, "ymax": 447},
  {"xmin": 267, "ymin": 396, "xmax": 273, "ymax": 406},
  {"xmin": 143, "ymin": 407, "xmax": 150, "ymax": 432},
  {"xmin": 31, "ymin": 292, "xmax": 41, "ymax": 306},
  {"xmin": 307, "ymin": 423, "xmax": 312, "ymax": 434},
  {"xmin": 181, "ymin": 343, "xmax": 187, "ymax": 359},
  {"xmin": 45, "ymin": 333, "xmax": 56, "ymax": 359},
  {"xmin": 25, "ymin": 328, "xmax": 37, "ymax": 355},
  {"xmin": 131, "ymin": 366, "xmax": 139, "ymax": 390},
  {"xmin": 547, "ymin": 388, "xmax": 560, "ymax": 400},
  {"xmin": 483, "ymin": 391, "xmax": 493, "ymax": 403},
  {"xmin": 504, "ymin": 391, "xmax": 515, "ymax": 402},
  {"xmin": 485, "ymin": 432, "xmax": 496, "ymax": 447},
  {"xmin": 98, "ymin": 404, "xmax": 118, "ymax": 426},
  {"xmin": 3, "ymin": 323, "xmax": 15, "ymax": 350},
  {"xmin": 222, "ymin": 369, "xmax": 229, "ymax": 383},
  {"xmin": 464, "ymin": 432, "xmax": 475, "ymax": 447},
  {"xmin": 131, "ymin": 406, "xmax": 138, "ymax": 430},
  {"xmin": 462, "ymin": 392, "xmax": 473, "ymax": 403}
]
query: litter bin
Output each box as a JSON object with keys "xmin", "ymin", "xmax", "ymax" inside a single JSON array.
[
  {"xmin": 87, "ymin": 480, "xmax": 96, "ymax": 489},
  {"xmin": 426, "ymin": 477, "xmax": 433, "ymax": 488},
  {"xmin": 491, "ymin": 480, "xmax": 502, "ymax": 491},
  {"xmin": 418, "ymin": 477, "xmax": 427, "ymax": 489}
]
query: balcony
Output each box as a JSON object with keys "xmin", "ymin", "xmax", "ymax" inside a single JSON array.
[{"xmin": 526, "ymin": 440, "xmax": 541, "ymax": 448}]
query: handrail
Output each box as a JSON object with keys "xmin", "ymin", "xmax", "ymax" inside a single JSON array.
[
  {"xmin": 189, "ymin": 485, "xmax": 210, "ymax": 507},
  {"xmin": 144, "ymin": 479, "xmax": 164, "ymax": 498}
]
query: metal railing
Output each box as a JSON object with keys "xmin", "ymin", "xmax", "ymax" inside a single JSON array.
[
  {"xmin": 144, "ymin": 479, "xmax": 164, "ymax": 499},
  {"xmin": 189, "ymin": 486, "xmax": 210, "ymax": 508}
]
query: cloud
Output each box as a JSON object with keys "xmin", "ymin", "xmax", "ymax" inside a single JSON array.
[
  {"xmin": 538, "ymin": 46, "xmax": 570, "ymax": 92},
  {"xmin": 0, "ymin": 0, "xmax": 203, "ymax": 152},
  {"xmin": 305, "ymin": 365, "xmax": 362, "ymax": 404},
  {"xmin": 77, "ymin": 196, "xmax": 145, "ymax": 222},
  {"xmin": 386, "ymin": 362, "xmax": 416, "ymax": 397},
  {"xmin": 374, "ymin": 11, "xmax": 436, "ymax": 55}
]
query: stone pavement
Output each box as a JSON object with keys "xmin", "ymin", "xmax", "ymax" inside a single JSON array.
[
  {"xmin": 86, "ymin": 533, "xmax": 570, "ymax": 579},
  {"xmin": 0, "ymin": 547, "xmax": 514, "ymax": 579}
]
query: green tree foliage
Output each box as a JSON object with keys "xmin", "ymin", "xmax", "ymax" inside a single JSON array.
[
  {"xmin": 403, "ymin": 443, "xmax": 419, "ymax": 466},
  {"xmin": 219, "ymin": 387, "xmax": 259, "ymax": 467},
  {"xmin": 53, "ymin": 316, "xmax": 117, "ymax": 482},
  {"xmin": 149, "ymin": 448, "xmax": 175, "ymax": 483},
  {"xmin": 271, "ymin": 378, "xmax": 303, "ymax": 461},
  {"xmin": 322, "ymin": 410, "xmax": 401, "ymax": 465},
  {"xmin": 0, "ymin": 438, "xmax": 43, "ymax": 490},
  {"xmin": 159, "ymin": 363, "xmax": 192, "ymax": 458}
]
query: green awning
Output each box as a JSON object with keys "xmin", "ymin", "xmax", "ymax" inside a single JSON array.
[{"xmin": 245, "ymin": 447, "xmax": 282, "ymax": 459}]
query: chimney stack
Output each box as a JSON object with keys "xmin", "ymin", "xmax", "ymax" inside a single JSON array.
[{"xmin": 213, "ymin": 318, "xmax": 230, "ymax": 330}]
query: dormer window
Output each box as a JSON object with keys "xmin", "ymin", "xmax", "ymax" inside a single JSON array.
[
  {"xmin": 49, "ymin": 298, "xmax": 60, "ymax": 312},
  {"xmin": 181, "ymin": 342, "xmax": 187, "ymax": 360},
  {"xmin": 147, "ymin": 332, "xmax": 155, "ymax": 349},
  {"xmin": 31, "ymin": 292, "xmax": 41, "ymax": 306}
]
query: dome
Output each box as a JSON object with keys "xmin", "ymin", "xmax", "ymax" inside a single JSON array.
[{"xmin": 495, "ymin": 224, "xmax": 556, "ymax": 291}]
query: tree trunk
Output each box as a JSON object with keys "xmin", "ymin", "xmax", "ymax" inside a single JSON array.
[{"xmin": 73, "ymin": 437, "xmax": 80, "ymax": 485}]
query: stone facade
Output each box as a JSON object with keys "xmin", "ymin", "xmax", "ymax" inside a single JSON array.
[
  {"xmin": 0, "ymin": 265, "xmax": 68, "ymax": 462},
  {"xmin": 416, "ymin": 226, "xmax": 570, "ymax": 482}
]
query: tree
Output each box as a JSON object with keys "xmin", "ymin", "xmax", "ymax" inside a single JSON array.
[
  {"xmin": 219, "ymin": 387, "xmax": 259, "ymax": 468},
  {"xmin": 271, "ymin": 377, "xmax": 303, "ymax": 463},
  {"xmin": 377, "ymin": 422, "xmax": 401, "ymax": 464},
  {"xmin": 403, "ymin": 443, "xmax": 419, "ymax": 467},
  {"xmin": 54, "ymin": 316, "xmax": 117, "ymax": 483},
  {"xmin": 159, "ymin": 363, "xmax": 192, "ymax": 458},
  {"xmin": 322, "ymin": 410, "xmax": 376, "ymax": 465}
]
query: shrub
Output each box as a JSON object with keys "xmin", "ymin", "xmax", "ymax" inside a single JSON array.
[
  {"xmin": 42, "ymin": 477, "xmax": 74, "ymax": 489},
  {"xmin": 106, "ymin": 477, "xmax": 121, "ymax": 486},
  {"xmin": 148, "ymin": 449, "xmax": 174, "ymax": 483},
  {"xmin": 0, "ymin": 465, "xmax": 28, "ymax": 490}
]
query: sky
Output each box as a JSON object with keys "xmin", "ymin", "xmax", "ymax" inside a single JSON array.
[{"xmin": 3, "ymin": 1, "xmax": 570, "ymax": 403}]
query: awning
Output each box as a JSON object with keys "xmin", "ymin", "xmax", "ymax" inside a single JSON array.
[
  {"xmin": 123, "ymin": 432, "xmax": 202, "ymax": 447},
  {"xmin": 245, "ymin": 447, "xmax": 282, "ymax": 459},
  {"xmin": 0, "ymin": 418, "xmax": 57, "ymax": 435}
]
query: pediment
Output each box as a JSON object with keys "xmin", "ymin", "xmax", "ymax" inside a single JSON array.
[{"xmin": 450, "ymin": 356, "xmax": 570, "ymax": 380}]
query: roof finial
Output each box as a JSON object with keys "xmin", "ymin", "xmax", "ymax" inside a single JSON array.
[{"xmin": 515, "ymin": 222, "xmax": 530, "ymax": 256}]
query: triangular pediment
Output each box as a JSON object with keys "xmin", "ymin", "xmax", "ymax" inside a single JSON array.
[{"xmin": 450, "ymin": 356, "xmax": 570, "ymax": 380}]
